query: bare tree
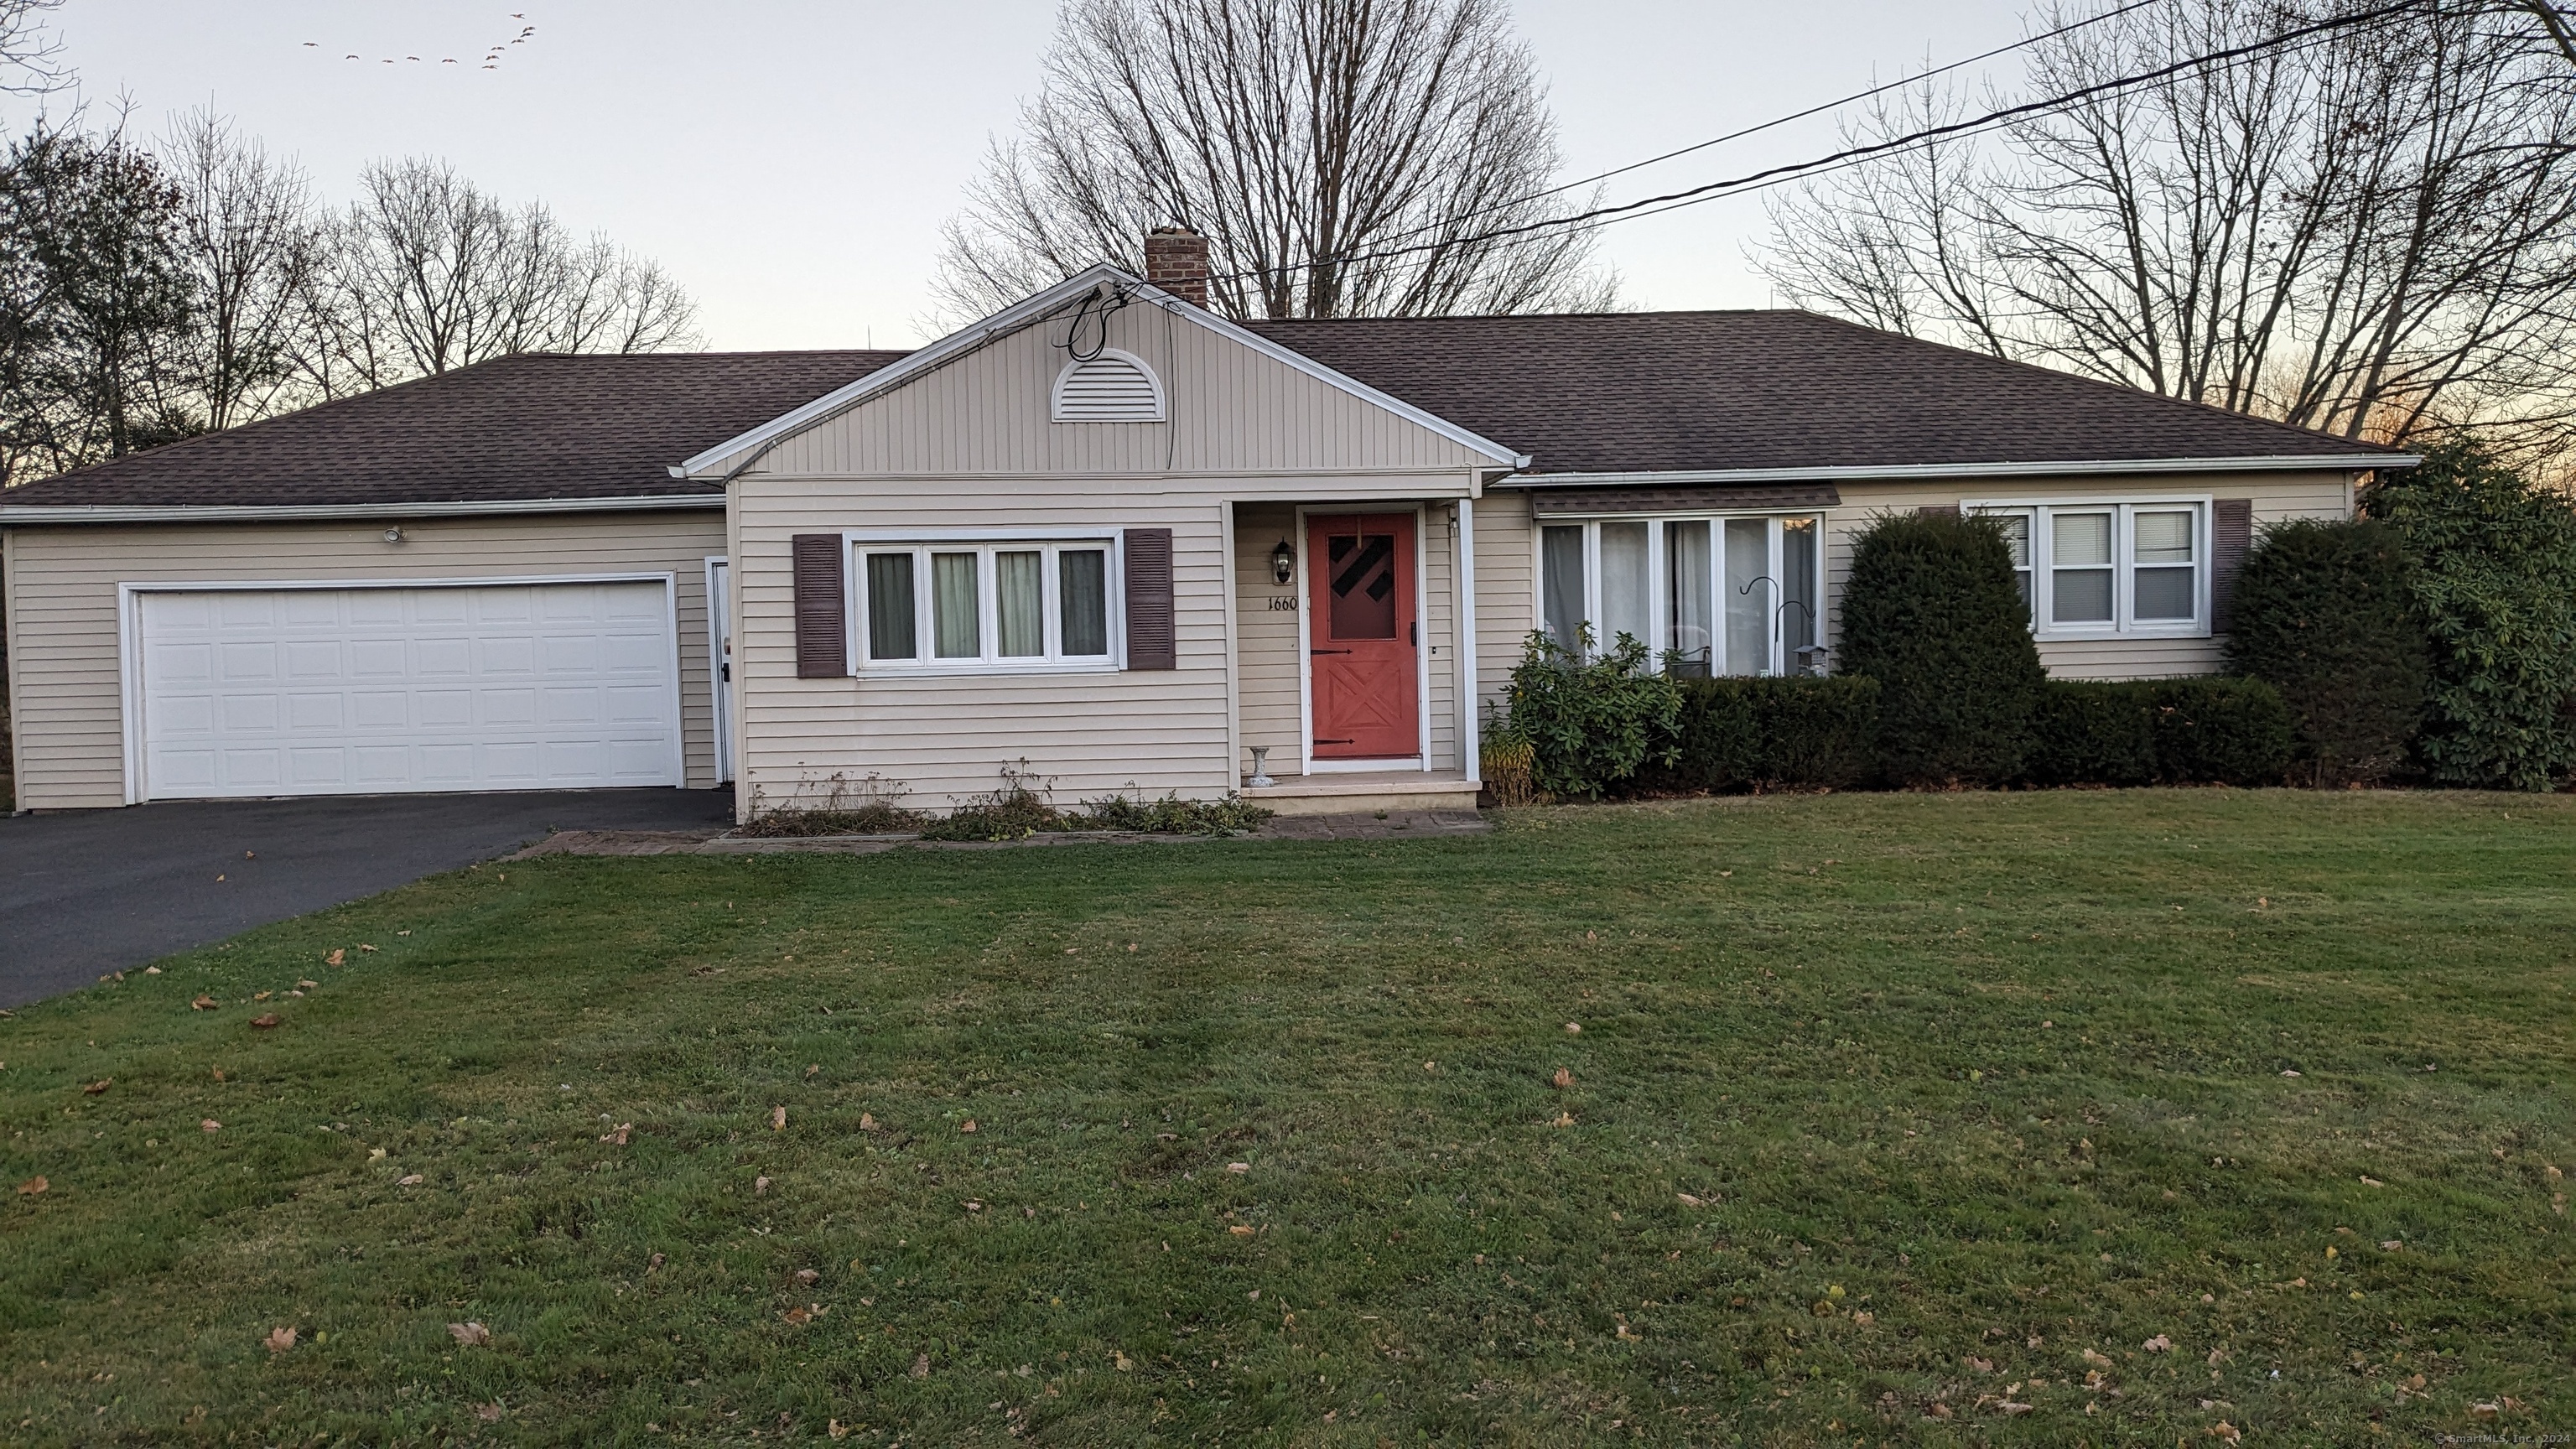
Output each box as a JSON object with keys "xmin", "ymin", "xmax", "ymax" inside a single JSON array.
[
  {"xmin": 162, "ymin": 109, "xmax": 319, "ymax": 430},
  {"xmin": 0, "ymin": 0, "xmax": 65, "ymax": 99},
  {"xmin": 935, "ymin": 0, "xmax": 1618, "ymax": 321},
  {"xmin": 293, "ymin": 157, "xmax": 701, "ymax": 397},
  {"xmin": 1758, "ymin": 0, "xmax": 2576, "ymax": 461}
]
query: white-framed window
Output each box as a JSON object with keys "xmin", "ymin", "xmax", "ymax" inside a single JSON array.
[
  {"xmin": 1538, "ymin": 512, "xmax": 1824, "ymax": 676},
  {"xmin": 854, "ymin": 538, "xmax": 1119, "ymax": 672},
  {"xmin": 1967, "ymin": 500, "xmax": 2210, "ymax": 639}
]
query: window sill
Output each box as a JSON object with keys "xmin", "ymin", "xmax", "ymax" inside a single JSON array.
[
  {"xmin": 2031, "ymin": 626, "xmax": 2209, "ymax": 643},
  {"xmin": 854, "ymin": 661, "xmax": 1124, "ymax": 680}
]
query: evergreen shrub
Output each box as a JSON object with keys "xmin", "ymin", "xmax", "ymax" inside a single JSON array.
[
  {"xmin": 1656, "ymin": 676, "xmax": 1880, "ymax": 792},
  {"xmin": 1503, "ymin": 627, "xmax": 1682, "ymax": 797},
  {"xmin": 2227, "ymin": 517, "xmax": 2428, "ymax": 784},
  {"xmin": 2364, "ymin": 439, "xmax": 2576, "ymax": 791},
  {"xmin": 1837, "ymin": 512, "xmax": 2046, "ymax": 786}
]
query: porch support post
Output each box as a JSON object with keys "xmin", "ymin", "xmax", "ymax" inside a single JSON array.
[
  {"xmin": 1457, "ymin": 494, "xmax": 1480, "ymax": 786},
  {"xmin": 1220, "ymin": 500, "xmax": 1242, "ymax": 792}
]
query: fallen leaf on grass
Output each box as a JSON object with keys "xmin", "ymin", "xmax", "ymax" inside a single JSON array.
[
  {"xmin": 1228, "ymin": 1224, "xmax": 1255, "ymax": 1237},
  {"xmin": 754, "ymin": 1176, "xmax": 771, "ymax": 1195},
  {"xmin": 771, "ymin": 1106, "xmax": 787, "ymax": 1130},
  {"xmin": 1852, "ymin": 1311, "xmax": 1875, "ymax": 1327},
  {"xmin": 1113, "ymin": 1352, "xmax": 1135, "ymax": 1372},
  {"xmin": 782, "ymin": 1306, "xmax": 812, "ymax": 1326},
  {"xmin": 358, "ymin": 944, "xmax": 377, "ymax": 953},
  {"xmin": 1925, "ymin": 1402, "xmax": 1952, "ymax": 1420},
  {"xmin": 964, "ymin": 1200, "xmax": 984, "ymax": 1213},
  {"xmin": 253, "ymin": 990, "xmax": 272, "ymax": 1002},
  {"xmin": 598, "ymin": 1124, "xmax": 631, "ymax": 1145},
  {"xmin": 1563, "ymin": 1022, "xmax": 1581, "ymax": 1034},
  {"xmin": 475, "ymin": 1404, "xmax": 503, "ymax": 1423},
  {"xmin": 144, "ymin": 966, "xmax": 160, "ymax": 974},
  {"xmin": 324, "ymin": 949, "xmax": 344, "ymax": 967},
  {"xmin": 448, "ymin": 1322, "xmax": 489, "ymax": 1347},
  {"xmin": 1994, "ymin": 1401, "xmax": 2034, "ymax": 1416},
  {"xmin": 828, "ymin": 1420, "xmax": 849, "ymax": 1439},
  {"xmin": 858, "ymin": 1113, "xmax": 879, "ymax": 1132},
  {"xmin": 1676, "ymin": 1192, "xmax": 1704, "ymax": 1208},
  {"xmin": 264, "ymin": 1327, "xmax": 297, "ymax": 1354},
  {"xmin": 296, "ymin": 979, "xmax": 318, "ymax": 989},
  {"xmin": 795, "ymin": 1268, "xmax": 819, "ymax": 1285},
  {"xmin": 2083, "ymin": 1348, "xmax": 2114, "ymax": 1369},
  {"xmin": 910, "ymin": 1353, "xmax": 930, "ymax": 1378},
  {"xmin": 960, "ymin": 1119, "xmax": 978, "ymax": 1134},
  {"xmin": 200, "ymin": 1119, "xmax": 221, "ymax": 1133},
  {"xmin": 81, "ymin": 1079, "xmax": 109, "ymax": 1095},
  {"xmin": 191, "ymin": 995, "xmax": 217, "ymax": 1011},
  {"xmin": 1226, "ymin": 1162, "xmax": 1249, "ymax": 1174},
  {"xmin": 1965, "ymin": 1357, "xmax": 1995, "ymax": 1374},
  {"xmin": 250, "ymin": 1015, "xmax": 279, "ymax": 1030},
  {"xmin": 1552, "ymin": 1067, "xmax": 1574, "ymax": 1088},
  {"xmin": 1552, "ymin": 1111, "xmax": 1575, "ymax": 1127},
  {"xmin": 2360, "ymin": 1175, "xmax": 2384, "ymax": 1187},
  {"xmin": 368, "ymin": 1148, "xmax": 385, "ymax": 1161},
  {"xmin": 397, "ymin": 1174, "xmax": 423, "ymax": 1187},
  {"xmin": 2143, "ymin": 1335, "xmax": 2173, "ymax": 1353},
  {"xmin": 17, "ymin": 1176, "xmax": 46, "ymax": 1196},
  {"xmin": 2210, "ymin": 1423, "xmax": 2242, "ymax": 1444},
  {"xmin": 1615, "ymin": 1324, "xmax": 1643, "ymax": 1341}
]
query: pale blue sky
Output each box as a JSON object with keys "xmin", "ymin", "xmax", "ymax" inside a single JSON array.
[{"xmin": 44, "ymin": 1, "xmax": 2027, "ymax": 349}]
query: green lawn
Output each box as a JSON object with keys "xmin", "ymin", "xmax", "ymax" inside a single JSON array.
[{"xmin": 3, "ymin": 792, "xmax": 2571, "ymax": 1446}]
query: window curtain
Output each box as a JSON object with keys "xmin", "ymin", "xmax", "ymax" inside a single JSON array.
[
  {"xmin": 932, "ymin": 552, "xmax": 980, "ymax": 657},
  {"xmin": 995, "ymin": 550, "xmax": 1044, "ymax": 657}
]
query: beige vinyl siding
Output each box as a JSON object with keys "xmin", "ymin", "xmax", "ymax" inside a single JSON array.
[
  {"xmin": 735, "ymin": 484, "xmax": 1231, "ymax": 812},
  {"xmin": 1824, "ymin": 470, "xmax": 2354, "ymax": 680},
  {"xmin": 1471, "ymin": 490, "xmax": 1536, "ymax": 722},
  {"xmin": 1, "ymin": 512, "xmax": 724, "ymax": 809},
  {"xmin": 1233, "ymin": 503, "xmax": 1301, "ymax": 776},
  {"xmin": 741, "ymin": 303, "xmax": 1500, "ymax": 481}
]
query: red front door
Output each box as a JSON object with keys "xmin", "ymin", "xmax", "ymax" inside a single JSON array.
[{"xmin": 1307, "ymin": 512, "xmax": 1419, "ymax": 760}]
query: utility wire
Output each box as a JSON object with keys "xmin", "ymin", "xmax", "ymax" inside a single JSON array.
[
  {"xmin": 1208, "ymin": 0, "xmax": 2432, "ymax": 289},
  {"xmin": 1431, "ymin": 0, "xmax": 2169, "ymax": 235}
]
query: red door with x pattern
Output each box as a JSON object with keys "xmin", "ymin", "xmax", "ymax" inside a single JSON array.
[{"xmin": 1307, "ymin": 513, "xmax": 1419, "ymax": 760}]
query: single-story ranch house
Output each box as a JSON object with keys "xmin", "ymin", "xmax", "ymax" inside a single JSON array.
[{"xmin": 0, "ymin": 230, "xmax": 2403, "ymax": 818}]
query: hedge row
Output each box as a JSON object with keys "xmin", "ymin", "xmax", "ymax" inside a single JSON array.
[{"xmin": 1629, "ymin": 673, "xmax": 2293, "ymax": 793}]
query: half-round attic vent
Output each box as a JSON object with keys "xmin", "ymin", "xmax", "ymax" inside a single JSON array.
[{"xmin": 1052, "ymin": 349, "xmax": 1166, "ymax": 423}]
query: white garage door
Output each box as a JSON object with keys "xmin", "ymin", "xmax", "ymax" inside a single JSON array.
[{"xmin": 137, "ymin": 580, "xmax": 682, "ymax": 800}]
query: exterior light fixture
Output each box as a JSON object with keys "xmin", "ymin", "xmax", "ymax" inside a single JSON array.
[
  {"xmin": 1270, "ymin": 538, "xmax": 1295, "ymax": 584},
  {"xmin": 382, "ymin": 527, "xmax": 405, "ymax": 545}
]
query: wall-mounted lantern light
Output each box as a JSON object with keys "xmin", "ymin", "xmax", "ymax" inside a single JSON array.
[{"xmin": 1270, "ymin": 538, "xmax": 1296, "ymax": 585}]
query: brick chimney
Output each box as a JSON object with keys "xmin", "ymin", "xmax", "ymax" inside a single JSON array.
[{"xmin": 1143, "ymin": 226, "xmax": 1210, "ymax": 307}]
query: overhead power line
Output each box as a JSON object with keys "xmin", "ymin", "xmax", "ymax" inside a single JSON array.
[
  {"xmin": 1208, "ymin": 0, "xmax": 2433, "ymax": 290},
  {"xmin": 1438, "ymin": 0, "xmax": 2168, "ymax": 236}
]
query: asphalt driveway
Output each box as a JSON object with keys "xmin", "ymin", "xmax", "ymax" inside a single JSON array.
[{"xmin": 0, "ymin": 788, "xmax": 735, "ymax": 1008}]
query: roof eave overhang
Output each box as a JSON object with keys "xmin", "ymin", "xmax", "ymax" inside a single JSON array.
[
  {"xmin": 0, "ymin": 492, "xmax": 725, "ymax": 526},
  {"xmin": 671, "ymin": 265, "xmax": 1529, "ymax": 480},
  {"xmin": 1495, "ymin": 454, "xmax": 2415, "ymax": 488}
]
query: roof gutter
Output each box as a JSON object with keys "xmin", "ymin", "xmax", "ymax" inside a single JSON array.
[
  {"xmin": 1495, "ymin": 454, "xmax": 2417, "ymax": 489},
  {"xmin": 0, "ymin": 493, "xmax": 726, "ymax": 526}
]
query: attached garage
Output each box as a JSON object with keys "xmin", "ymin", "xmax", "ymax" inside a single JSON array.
[
  {"xmin": 130, "ymin": 578, "xmax": 683, "ymax": 802},
  {"xmin": 0, "ymin": 349, "xmax": 909, "ymax": 811}
]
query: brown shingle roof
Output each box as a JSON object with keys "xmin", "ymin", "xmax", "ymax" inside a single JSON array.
[
  {"xmin": 1244, "ymin": 310, "xmax": 2397, "ymax": 475},
  {"xmin": 0, "ymin": 349, "xmax": 910, "ymax": 509}
]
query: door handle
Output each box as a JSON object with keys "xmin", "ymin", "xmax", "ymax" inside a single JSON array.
[
  {"xmin": 720, "ymin": 662, "xmax": 730, "ymax": 682},
  {"xmin": 1410, "ymin": 621, "xmax": 1418, "ymax": 647}
]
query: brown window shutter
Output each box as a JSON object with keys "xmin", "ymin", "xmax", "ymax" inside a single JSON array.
[
  {"xmin": 1917, "ymin": 503, "xmax": 1961, "ymax": 518},
  {"xmin": 2210, "ymin": 499, "xmax": 2253, "ymax": 633},
  {"xmin": 792, "ymin": 533, "xmax": 848, "ymax": 678},
  {"xmin": 1123, "ymin": 527, "xmax": 1176, "ymax": 670}
]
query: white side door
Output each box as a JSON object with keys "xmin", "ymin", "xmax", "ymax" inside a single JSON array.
[{"xmin": 707, "ymin": 558, "xmax": 735, "ymax": 782}]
